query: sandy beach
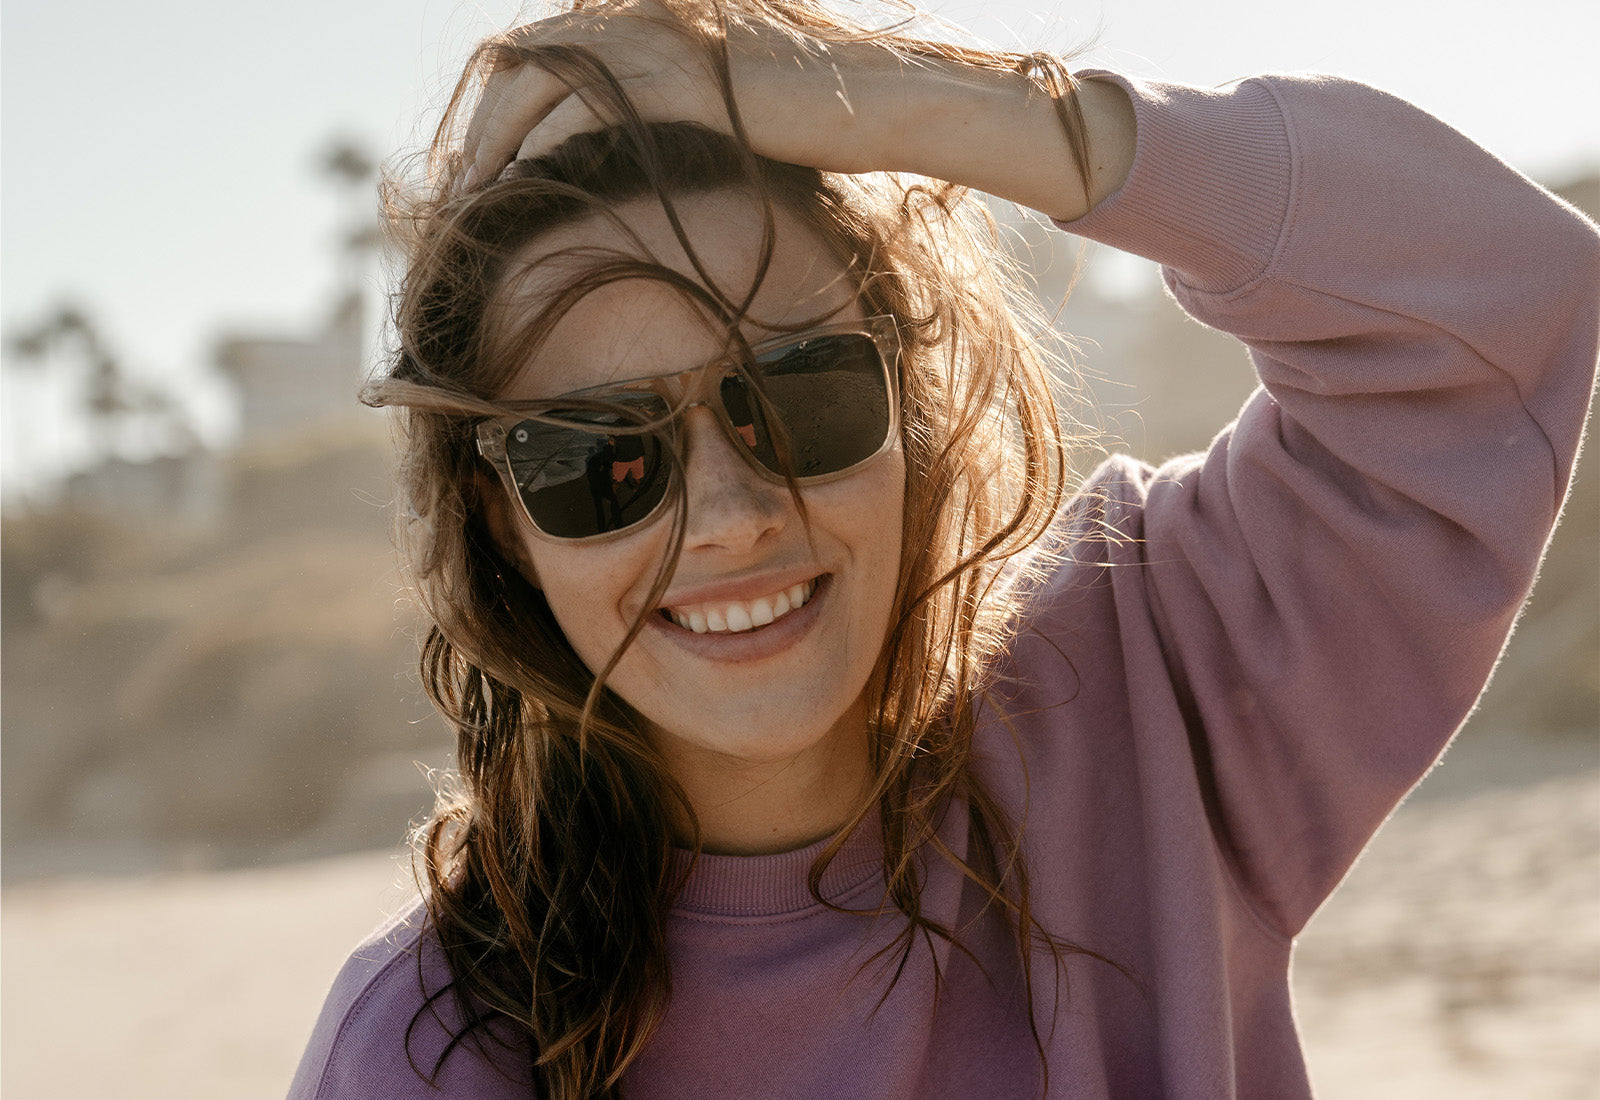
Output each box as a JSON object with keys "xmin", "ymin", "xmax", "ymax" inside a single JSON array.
[{"xmin": 4, "ymin": 739, "xmax": 1595, "ymax": 1099}]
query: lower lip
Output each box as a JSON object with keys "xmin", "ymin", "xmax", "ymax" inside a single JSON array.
[{"xmin": 648, "ymin": 575, "xmax": 830, "ymax": 663}]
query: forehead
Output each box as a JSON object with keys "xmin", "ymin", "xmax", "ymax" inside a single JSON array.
[{"xmin": 495, "ymin": 191, "xmax": 861, "ymax": 401}]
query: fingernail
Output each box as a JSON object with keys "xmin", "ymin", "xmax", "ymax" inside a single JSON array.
[{"xmin": 461, "ymin": 164, "xmax": 480, "ymax": 191}]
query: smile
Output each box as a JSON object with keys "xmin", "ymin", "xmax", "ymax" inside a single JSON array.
[{"xmin": 662, "ymin": 578, "xmax": 818, "ymax": 634}]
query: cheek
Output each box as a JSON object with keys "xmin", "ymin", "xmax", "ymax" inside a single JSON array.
[
  {"xmin": 854, "ymin": 448, "xmax": 907, "ymax": 551},
  {"xmin": 523, "ymin": 535, "xmax": 667, "ymax": 670},
  {"xmin": 814, "ymin": 447, "xmax": 907, "ymax": 591},
  {"xmin": 861, "ymin": 453, "xmax": 909, "ymax": 628}
]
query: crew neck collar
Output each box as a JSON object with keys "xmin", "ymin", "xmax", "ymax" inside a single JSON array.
[{"xmin": 669, "ymin": 812, "xmax": 885, "ymax": 918}]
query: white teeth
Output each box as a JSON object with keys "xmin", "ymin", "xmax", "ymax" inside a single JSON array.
[{"xmin": 665, "ymin": 578, "xmax": 818, "ymax": 635}]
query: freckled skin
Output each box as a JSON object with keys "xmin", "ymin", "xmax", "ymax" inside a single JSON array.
[{"xmin": 487, "ymin": 190, "xmax": 905, "ymax": 853}]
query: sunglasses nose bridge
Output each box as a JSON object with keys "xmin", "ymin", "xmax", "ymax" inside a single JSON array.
[
  {"xmin": 675, "ymin": 396, "xmax": 745, "ymax": 456},
  {"xmin": 671, "ymin": 377, "xmax": 786, "ymax": 494},
  {"xmin": 675, "ymin": 358, "xmax": 753, "ymax": 445},
  {"xmin": 678, "ymin": 352, "xmax": 736, "ymax": 403}
]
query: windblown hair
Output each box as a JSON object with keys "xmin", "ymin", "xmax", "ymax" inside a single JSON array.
[{"xmin": 366, "ymin": 1, "xmax": 1099, "ymax": 1095}]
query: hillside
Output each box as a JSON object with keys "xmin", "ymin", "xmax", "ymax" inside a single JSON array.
[{"xmin": 2, "ymin": 420, "xmax": 449, "ymax": 878}]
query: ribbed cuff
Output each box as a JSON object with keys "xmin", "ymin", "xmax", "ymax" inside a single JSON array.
[{"xmin": 1058, "ymin": 71, "xmax": 1293, "ymax": 296}]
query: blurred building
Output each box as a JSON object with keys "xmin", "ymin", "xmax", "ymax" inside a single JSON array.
[
  {"xmin": 62, "ymin": 451, "xmax": 225, "ymax": 525},
  {"xmin": 214, "ymin": 290, "xmax": 367, "ymax": 444}
]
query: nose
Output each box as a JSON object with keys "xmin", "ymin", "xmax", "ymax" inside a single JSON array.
[{"xmin": 678, "ymin": 406, "xmax": 789, "ymax": 553}]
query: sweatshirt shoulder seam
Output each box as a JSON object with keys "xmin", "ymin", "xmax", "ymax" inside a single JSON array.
[{"xmin": 307, "ymin": 924, "xmax": 427, "ymax": 1099}]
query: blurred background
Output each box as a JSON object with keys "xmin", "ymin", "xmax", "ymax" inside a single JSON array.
[{"xmin": 2, "ymin": 0, "xmax": 1596, "ymax": 1096}]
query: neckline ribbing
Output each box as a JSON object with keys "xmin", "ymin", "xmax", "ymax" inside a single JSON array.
[{"xmin": 668, "ymin": 813, "xmax": 885, "ymax": 918}]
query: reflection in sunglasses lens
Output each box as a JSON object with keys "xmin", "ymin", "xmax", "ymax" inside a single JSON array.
[
  {"xmin": 503, "ymin": 329, "xmax": 891, "ymax": 539},
  {"xmin": 508, "ymin": 402, "xmax": 672, "ymax": 539}
]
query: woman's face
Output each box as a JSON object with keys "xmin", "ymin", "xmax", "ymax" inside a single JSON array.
[{"xmin": 489, "ymin": 191, "xmax": 905, "ymax": 799}]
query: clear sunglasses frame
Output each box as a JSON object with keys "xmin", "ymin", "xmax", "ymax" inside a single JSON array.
[{"xmin": 474, "ymin": 315, "xmax": 902, "ymax": 543}]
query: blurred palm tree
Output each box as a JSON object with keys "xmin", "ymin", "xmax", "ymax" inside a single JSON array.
[
  {"xmin": 6, "ymin": 303, "xmax": 196, "ymax": 461},
  {"xmin": 317, "ymin": 137, "xmax": 384, "ymax": 284}
]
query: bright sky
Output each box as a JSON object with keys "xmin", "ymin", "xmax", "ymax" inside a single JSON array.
[{"xmin": 3, "ymin": 0, "xmax": 1598, "ymax": 493}]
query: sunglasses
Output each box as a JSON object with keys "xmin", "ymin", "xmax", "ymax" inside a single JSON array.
[{"xmin": 476, "ymin": 316, "xmax": 901, "ymax": 541}]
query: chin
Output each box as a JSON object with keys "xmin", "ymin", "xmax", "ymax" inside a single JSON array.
[{"xmin": 650, "ymin": 700, "xmax": 864, "ymax": 766}]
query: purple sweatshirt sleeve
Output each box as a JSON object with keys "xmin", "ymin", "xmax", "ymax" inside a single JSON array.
[
  {"xmin": 286, "ymin": 901, "xmax": 535, "ymax": 1098},
  {"xmin": 1056, "ymin": 72, "xmax": 1600, "ymax": 936}
]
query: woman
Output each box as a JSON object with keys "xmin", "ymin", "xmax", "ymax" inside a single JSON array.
[{"xmin": 290, "ymin": 1, "xmax": 1599, "ymax": 1096}]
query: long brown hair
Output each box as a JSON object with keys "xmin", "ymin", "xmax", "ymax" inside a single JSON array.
[{"xmin": 366, "ymin": 1, "xmax": 1098, "ymax": 1094}]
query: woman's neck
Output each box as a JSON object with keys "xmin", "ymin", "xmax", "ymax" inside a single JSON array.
[{"xmin": 660, "ymin": 704, "xmax": 874, "ymax": 856}]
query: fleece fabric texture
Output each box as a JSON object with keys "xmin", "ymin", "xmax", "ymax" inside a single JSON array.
[{"xmin": 288, "ymin": 70, "xmax": 1600, "ymax": 1099}]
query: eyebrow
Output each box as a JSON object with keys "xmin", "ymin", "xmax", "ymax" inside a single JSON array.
[
  {"xmin": 492, "ymin": 319, "xmax": 881, "ymax": 417},
  {"xmin": 528, "ymin": 323, "xmax": 856, "ymax": 402}
]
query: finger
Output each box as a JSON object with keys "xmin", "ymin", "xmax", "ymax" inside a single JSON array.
[
  {"xmin": 516, "ymin": 93, "xmax": 617, "ymax": 164},
  {"xmin": 459, "ymin": 69, "xmax": 522, "ymax": 189},
  {"xmin": 465, "ymin": 64, "xmax": 577, "ymax": 187},
  {"xmin": 461, "ymin": 10, "xmax": 591, "ymax": 154}
]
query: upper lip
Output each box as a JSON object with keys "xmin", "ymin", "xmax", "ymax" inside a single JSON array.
[{"xmin": 656, "ymin": 567, "xmax": 825, "ymax": 611}]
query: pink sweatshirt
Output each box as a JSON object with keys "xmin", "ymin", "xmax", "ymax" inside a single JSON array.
[{"xmin": 289, "ymin": 72, "xmax": 1600, "ymax": 1098}]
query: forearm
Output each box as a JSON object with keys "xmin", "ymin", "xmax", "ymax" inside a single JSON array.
[
  {"xmin": 866, "ymin": 60, "xmax": 1137, "ymax": 221},
  {"xmin": 462, "ymin": 7, "xmax": 1136, "ymax": 221}
]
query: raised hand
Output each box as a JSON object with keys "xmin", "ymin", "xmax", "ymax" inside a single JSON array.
[
  {"xmin": 460, "ymin": 1, "xmax": 903, "ymax": 187},
  {"xmin": 455, "ymin": 0, "xmax": 1135, "ymax": 222}
]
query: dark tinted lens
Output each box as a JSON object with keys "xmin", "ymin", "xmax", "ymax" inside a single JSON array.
[
  {"xmin": 504, "ymin": 399, "xmax": 670, "ymax": 538},
  {"xmin": 721, "ymin": 333, "xmax": 890, "ymax": 478}
]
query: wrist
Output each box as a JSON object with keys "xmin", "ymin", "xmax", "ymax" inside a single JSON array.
[{"xmin": 868, "ymin": 57, "xmax": 1136, "ymax": 221}]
